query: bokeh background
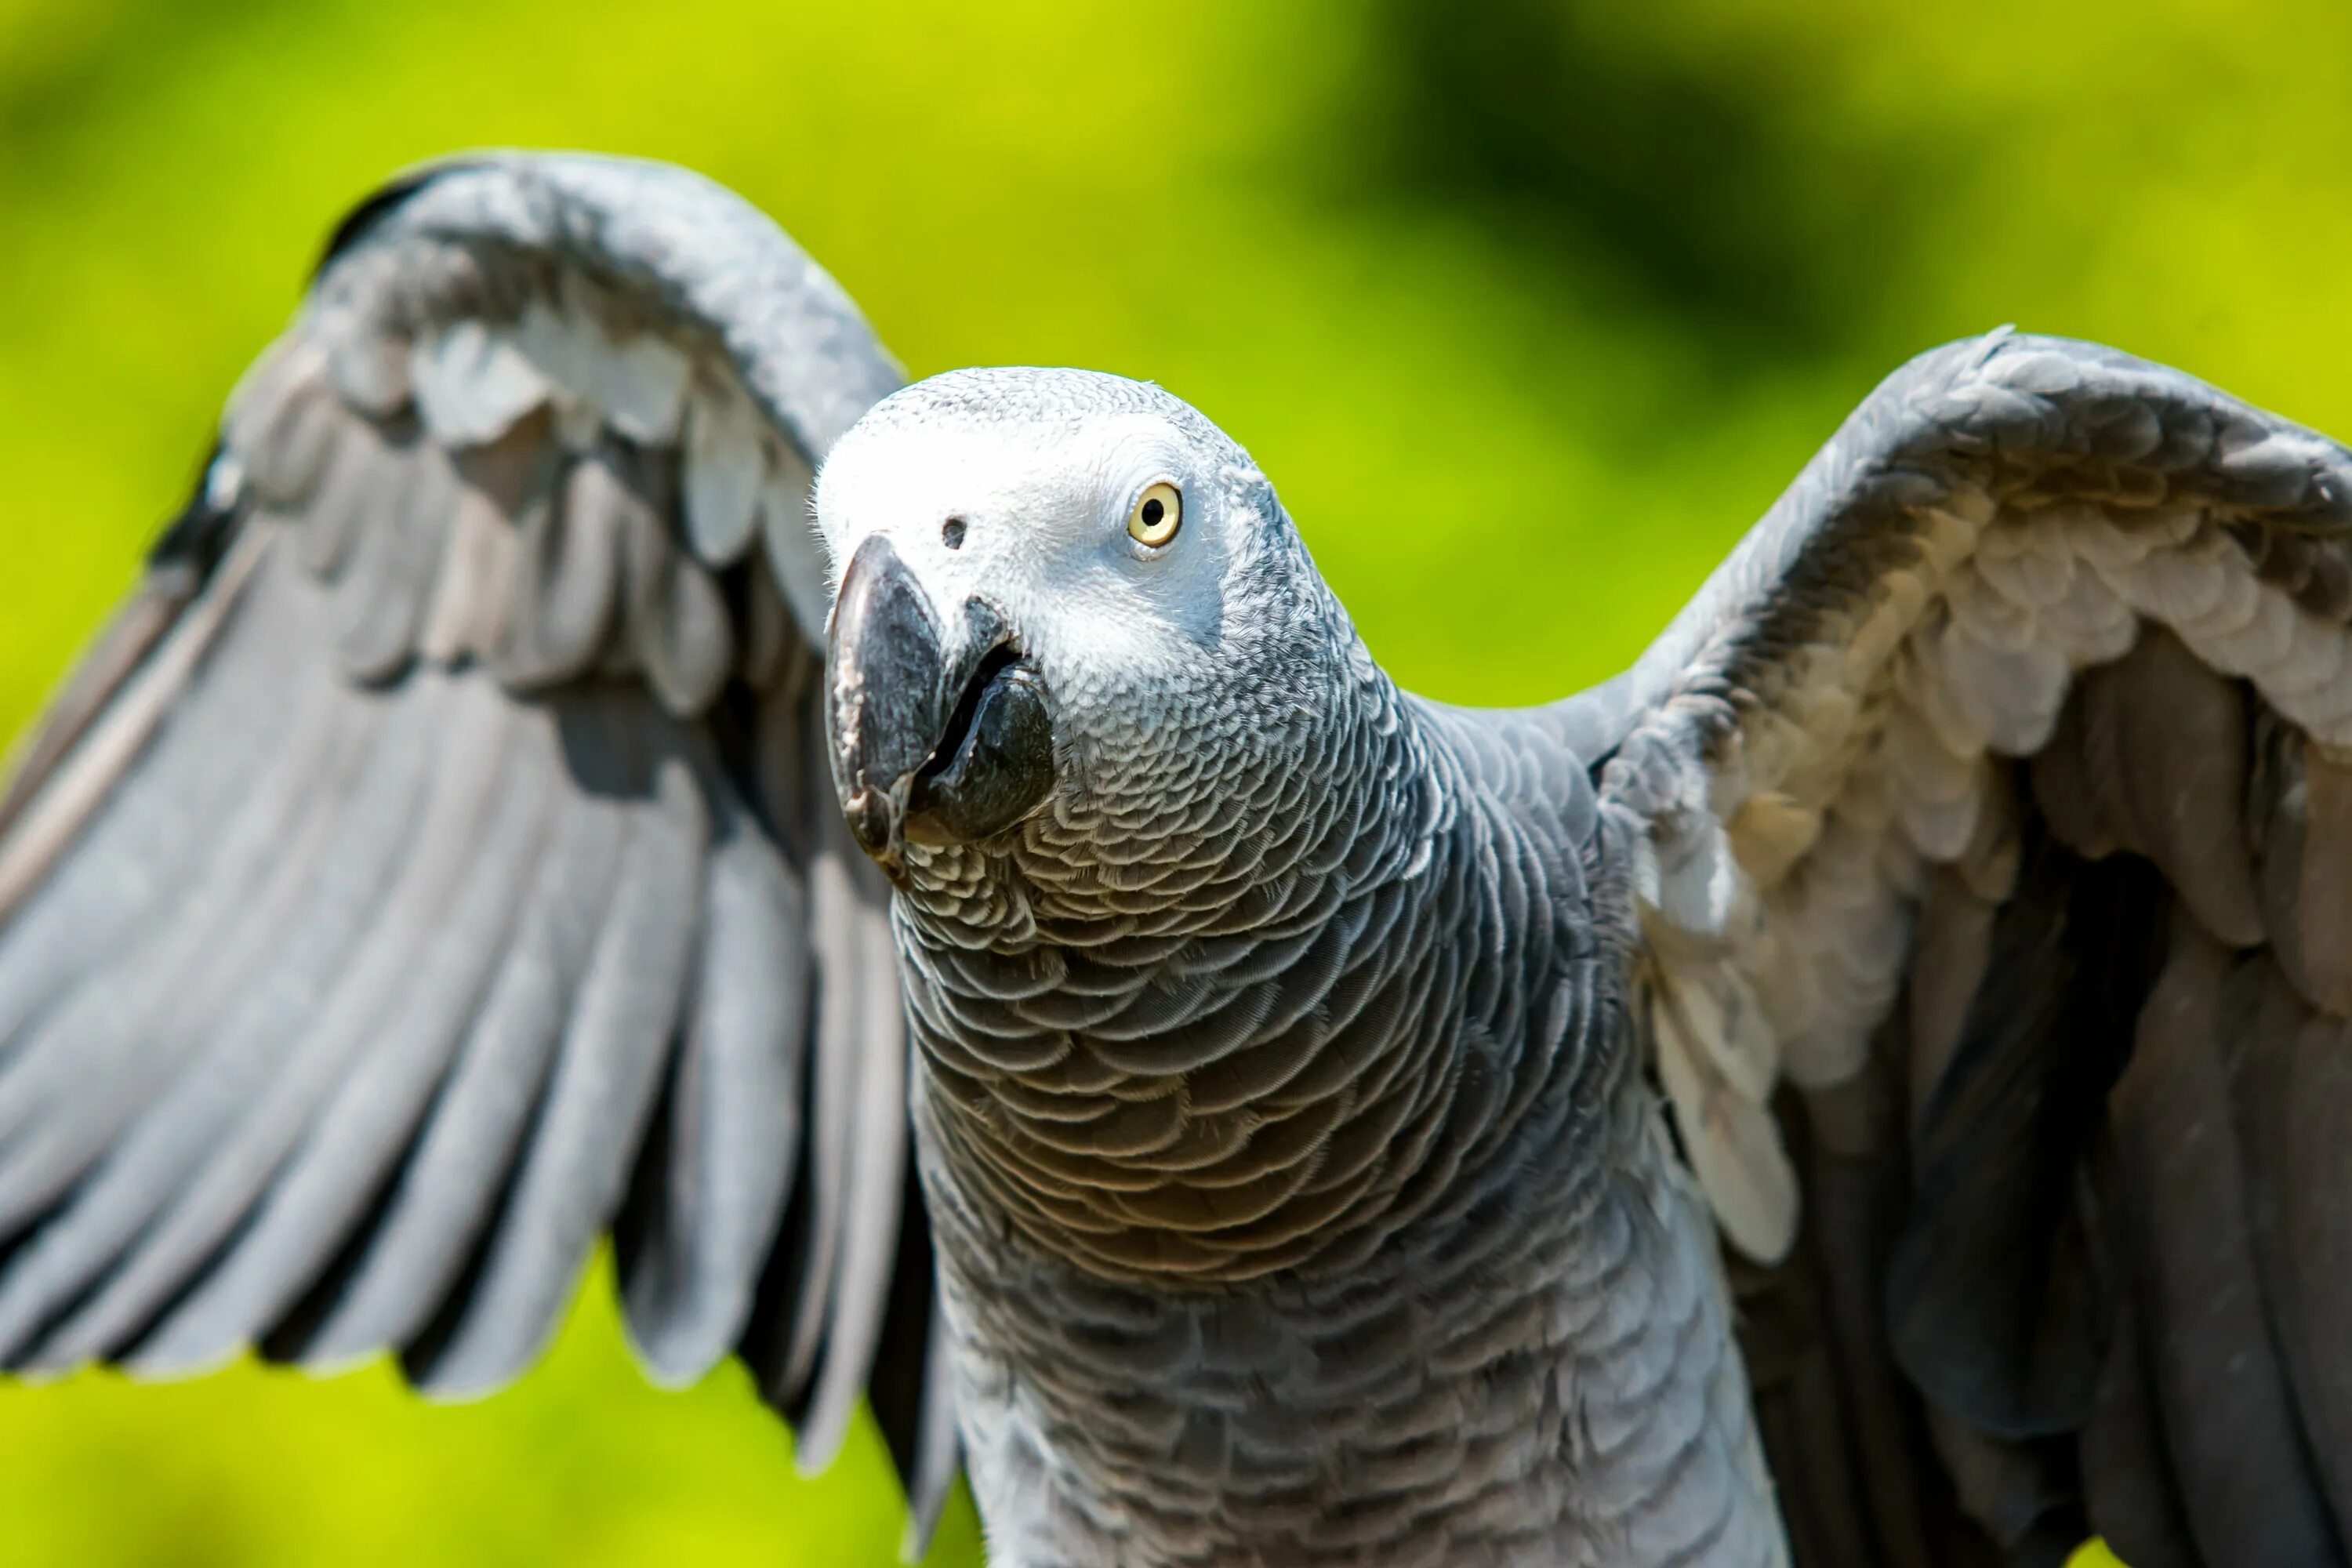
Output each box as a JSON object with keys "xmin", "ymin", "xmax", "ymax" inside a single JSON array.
[{"xmin": 4, "ymin": 0, "xmax": 2349, "ymax": 1562}]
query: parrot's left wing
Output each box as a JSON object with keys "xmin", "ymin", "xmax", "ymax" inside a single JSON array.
[{"xmin": 1590, "ymin": 329, "xmax": 2352, "ymax": 1567}]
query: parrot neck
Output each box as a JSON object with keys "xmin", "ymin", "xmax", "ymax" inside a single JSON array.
[{"xmin": 893, "ymin": 662, "xmax": 1628, "ymax": 1290}]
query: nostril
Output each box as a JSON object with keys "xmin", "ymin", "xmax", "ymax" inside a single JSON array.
[{"xmin": 942, "ymin": 516, "xmax": 967, "ymax": 550}]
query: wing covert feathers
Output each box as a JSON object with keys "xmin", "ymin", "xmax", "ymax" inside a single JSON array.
[{"xmin": 0, "ymin": 154, "xmax": 948, "ymax": 1537}]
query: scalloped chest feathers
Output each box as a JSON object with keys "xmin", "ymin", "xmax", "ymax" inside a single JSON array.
[{"xmin": 900, "ymin": 708, "xmax": 1788, "ymax": 1566}]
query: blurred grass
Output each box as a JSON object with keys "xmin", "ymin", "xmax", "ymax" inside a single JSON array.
[{"xmin": 4, "ymin": 1, "xmax": 2351, "ymax": 1562}]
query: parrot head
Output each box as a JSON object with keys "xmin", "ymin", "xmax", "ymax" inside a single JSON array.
[{"xmin": 815, "ymin": 368, "xmax": 1372, "ymax": 917}]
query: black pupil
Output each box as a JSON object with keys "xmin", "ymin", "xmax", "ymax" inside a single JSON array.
[
  {"xmin": 1141, "ymin": 497, "xmax": 1165, "ymax": 527},
  {"xmin": 942, "ymin": 516, "xmax": 966, "ymax": 549}
]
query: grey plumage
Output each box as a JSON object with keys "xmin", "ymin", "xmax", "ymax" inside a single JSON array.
[
  {"xmin": 616, "ymin": 774, "xmax": 808, "ymax": 1386},
  {"xmin": 1588, "ymin": 329, "xmax": 2352, "ymax": 1566},
  {"xmin": 0, "ymin": 151, "xmax": 949, "ymax": 1548},
  {"xmin": 17, "ymin": 151, "xmax": 2352, "ymax": 1568},
  {"xmin": 416, "ymin": 711, "xmax": 707, "ymax": 1396}
]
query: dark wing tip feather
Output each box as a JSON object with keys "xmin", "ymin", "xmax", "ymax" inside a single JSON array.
[{"xmin": 1888, "ymin": 829, "xmax": 2163, "ymax": 1444}]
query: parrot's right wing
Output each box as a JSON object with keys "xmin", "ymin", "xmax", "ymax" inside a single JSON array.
[{"xmin": 0, "ymin": 154, "xmax": 957, "ymax": 1557}]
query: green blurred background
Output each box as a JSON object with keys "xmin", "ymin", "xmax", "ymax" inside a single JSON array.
[{"xmin": 2, "ymin": 0, "xmax": 2347, "ymax": 1561}]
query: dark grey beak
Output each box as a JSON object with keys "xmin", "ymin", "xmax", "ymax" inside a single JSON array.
[{"xmin": 826, "ymin": 535, "xmax": 1055, "ymax": 877}]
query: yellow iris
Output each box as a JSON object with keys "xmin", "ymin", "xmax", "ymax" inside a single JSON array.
[{"xmin": 1127, "ymin": 481, "xmax": 1182, "ymax": 547}]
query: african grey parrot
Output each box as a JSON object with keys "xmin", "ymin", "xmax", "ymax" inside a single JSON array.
[{"xmin": 2, "ymin": 150, "xmax": 2349, "ymax": 1568}]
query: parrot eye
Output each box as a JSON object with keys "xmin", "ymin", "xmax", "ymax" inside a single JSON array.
[{"xmin": 1127, "ymin": 481, "xmax": 1182, "ymax": 548}]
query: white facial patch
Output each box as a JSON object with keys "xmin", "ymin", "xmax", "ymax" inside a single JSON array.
[{"xmin": 815, "ymin": 382, "xmax": 1241, "ymax": 684}]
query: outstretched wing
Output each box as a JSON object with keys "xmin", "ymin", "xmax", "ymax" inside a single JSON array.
[
  {"xmin": 1592, "ymin": 329, "xmax": 2352, "ymax": 1566},
  {"xmin": 0, "ymin": 154, "xmax": 956, "ymax": 1551}
]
